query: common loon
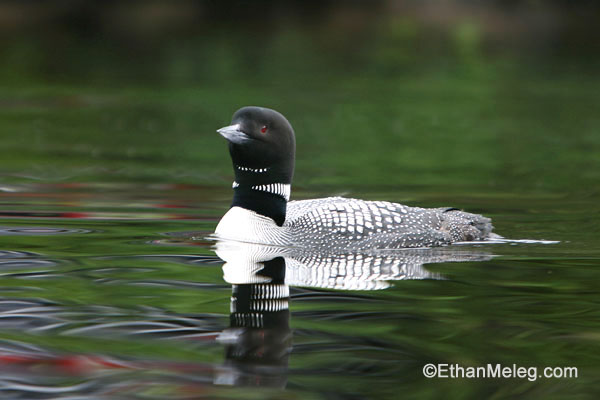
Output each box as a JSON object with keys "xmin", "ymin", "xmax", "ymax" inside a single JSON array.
[{"xmin": 215, "ymin": 106, "xmax": 497, "ymax": 249}]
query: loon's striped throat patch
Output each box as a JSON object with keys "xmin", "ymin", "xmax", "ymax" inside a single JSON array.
[
  {"xmin": 252, "ymin": 183, "xmax": 291, "ymax": 201},
  {"xmin": 232, "ymin": 181, "xmax": 291, "ymax": 201}
]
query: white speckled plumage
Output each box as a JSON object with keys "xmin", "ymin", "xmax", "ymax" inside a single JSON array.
[{"xmin": 284, "ymin": 196, "xmax": 493, "ymax": 249}]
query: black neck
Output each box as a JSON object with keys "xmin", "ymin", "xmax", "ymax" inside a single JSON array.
[{"xmin": 232, "ymin": 185, "xmax": 287, "ymax": 226}]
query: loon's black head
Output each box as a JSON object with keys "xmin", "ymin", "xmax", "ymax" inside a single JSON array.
[
  {"xmin": 217, "ymin": 106, "xmax": 296, "ymax": 226},
  {"xmin": 218, "ymin": 106, "xmax": 295, "ymax": 186}
]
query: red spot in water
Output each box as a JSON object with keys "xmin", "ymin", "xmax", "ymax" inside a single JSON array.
[
  {"xmin": 61, "ymin": 212, "xmax": 89, "ymax": 219},
  {"xmin": 57, "ymin": 355, "xmax": 88, "ymax": 375},
  {"xmin": 0, "ymin": 354, "xmax": 35, "ymax": 364}
]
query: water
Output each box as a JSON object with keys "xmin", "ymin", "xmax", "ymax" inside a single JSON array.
[
  {"xmin": 1, "ymin": 4, "xmax": 600, "ymax": 398},
  {"xmin": 0, "ymin": 180, "xmax": 598, "ymax": 398}
]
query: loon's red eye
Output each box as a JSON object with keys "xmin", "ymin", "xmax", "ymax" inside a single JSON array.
[{"xmin": 260, "ymin": 125, "xmax": 268, "ymax": 133}]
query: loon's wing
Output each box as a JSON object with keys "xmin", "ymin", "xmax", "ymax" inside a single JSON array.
[
  {"xmin": 284, "ymin": 197, "xmax": 494, "ymax": 249},
  {"xmin": 284, "ymin": 197, "xmax": 444, "ymax": 248}
]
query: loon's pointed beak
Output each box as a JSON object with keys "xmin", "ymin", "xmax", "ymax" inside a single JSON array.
[{"xmin": 217, "ymin": 124, "xmax": 252, "ymax": 144}]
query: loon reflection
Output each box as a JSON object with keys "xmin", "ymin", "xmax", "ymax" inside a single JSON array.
[
  {"xmin": 214, "ymin": 239, "xmax": 492, "ymax": 387},
  {"xmin": 216, "ymin": 256, "xmax": 291, "ymax": 388}
]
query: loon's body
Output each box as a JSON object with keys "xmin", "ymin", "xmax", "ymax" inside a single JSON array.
[{"xmin": 215, "ymin": 106, "xmax": 496, "ymax": 249}]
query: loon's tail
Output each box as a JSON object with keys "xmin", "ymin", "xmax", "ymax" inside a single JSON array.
[
  {"xmin": 472, "ymin": 214, "xmax": 495, "ymax": 238},
  {"xmin": 441, "ymin": 208, "xmax": 498, "ymax": 241}
]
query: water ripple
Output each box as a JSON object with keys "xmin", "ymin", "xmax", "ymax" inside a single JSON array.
[
  {"xmin": 0, "ymin": 296, "xmax": 226, "ymax": 340},
  {"xmin": 0, "ymin": 251, "xmax": 41, "ymax": 259},
  {"xmin": 0, "ymin": 227, "xmax": 93, "ymax": 236}
]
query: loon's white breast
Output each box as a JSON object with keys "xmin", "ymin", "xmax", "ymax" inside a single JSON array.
[{"xmin": 215, "ymin": 206, "xmax": 291, "ymax": 246}]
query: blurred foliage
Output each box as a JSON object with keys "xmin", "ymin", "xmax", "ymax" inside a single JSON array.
[{"xmin": 0, "ymin": 1, "xmax": 599, "ymax": 195}]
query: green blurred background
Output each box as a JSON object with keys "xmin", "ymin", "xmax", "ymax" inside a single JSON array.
[{"xmin": 1, "ymin": 0, "xmax": 598, "ymax": 194}]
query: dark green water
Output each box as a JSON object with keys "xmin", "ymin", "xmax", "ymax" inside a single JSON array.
[{"xmin": 1, "ymin": 6, "xmax": 600, "ymax": 399}]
